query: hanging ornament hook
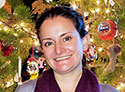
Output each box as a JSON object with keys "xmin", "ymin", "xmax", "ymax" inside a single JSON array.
[{"xmin": 32, "ymin": 39, "xmax": 35, "ymax": 57}]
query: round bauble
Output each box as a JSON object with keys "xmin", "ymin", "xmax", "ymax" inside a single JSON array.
[{"xmin": 97, "ymin": 20, "xmax": 116, "ymax": 40}]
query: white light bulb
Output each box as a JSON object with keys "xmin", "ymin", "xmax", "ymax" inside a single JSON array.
[
  {"xmin": 0, "ymin": 21, "xmax": 2, "ymax": 25},
  {"xmin": 96, "ymin": 0, "xmax": 100, "ymax": 5},
  {"xmin": 20, "ymin": 40, "xmax": 23, "ymax": 43},
  {"xmin": 120, "ymin": 75, "xmax": 123, "ymax": 78},
  {"xmin": 34, "ymin": 40, "xmax": 39, "ymax": 46},
  {"xmin": 14, "ymin": 33, "xmax": 18, "ymax": 36},
  {"xmin": 120, "ymin": 35, "xmax": 123, "ymax": 38},
  {"xmin": 96, "ymin": 8, "xmax": 100, "ymax": 13},
  {"xmin": 84, "ymin": 12, "xmax": 89, "ymax": 17},
  {"xmin": 120, "ymin": 83, "xmax": 124, "ymax": 87},
  {"xmin": 7, "ymin": 82, "xmax": 11, "ymax": 85},
  {"xmin": 20, "ymin": 22, "xmax": 25, "ymax": 27},
  {"xmin": 91, "ymin": 10, "xmax": 95, "ymax": 14},
  {"xmin": 4, "ymin": 27, "xmax": 7, "ymax": 31},
  {"xmin": 35, "ymin": 50, "xmax": 39, "ymax": 53},
  {"xmin": 72, "ymin": 3, "xmax": 78, "ymax": 10},
  {"xmin": 106, "ymin": 9, "xmax": 110, "ymax": 13},
  {"xmin": 90, "ymin": 38, "xmax": 94, "ymax": 42},
  {"xmin": 117, "ymin": 86, "xmax": 121, "ymax": 90},
  {"xmin": 98, "ymin": 47, "xmax": 103, "ymax": 52},
  {"xmin": 104, "ymin": 81, "xmax": 107, "ymax": 83}
]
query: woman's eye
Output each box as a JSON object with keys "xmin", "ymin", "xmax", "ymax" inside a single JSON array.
[
  {"xmin": 64, "ymin": 36, "xmax": 72, "ymax": 42},
  {"xmin": 44, "ymin": 42, "xmax": 53, "ymax": 47}
]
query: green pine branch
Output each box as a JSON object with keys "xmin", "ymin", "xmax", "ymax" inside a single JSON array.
[{"xmin": 14, "ymin": 5, "xmax": 33, "ymax": 20}]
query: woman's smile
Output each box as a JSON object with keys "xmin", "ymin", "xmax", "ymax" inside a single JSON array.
[{"xmin": 54, "ymin": 54, "xmax": 73, "ymax": 62}]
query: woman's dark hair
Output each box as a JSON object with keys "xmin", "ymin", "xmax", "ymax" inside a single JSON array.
[{"xmin": 36, "ymin": 6, "xmax": 87, "ymax": 42}]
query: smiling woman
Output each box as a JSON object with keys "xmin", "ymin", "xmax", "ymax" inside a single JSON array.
[
  {"xmin": 14, "ymin": 6, "xmax": 118, "ymax": 92},
  {"xmin": 40, "ymin": 16, "xmax": 84, "ymax": 75}
]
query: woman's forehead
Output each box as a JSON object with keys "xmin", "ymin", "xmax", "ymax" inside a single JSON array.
[
  {"xmin": 39, "ymin": 16, "xmax": 77, "ymax": 36},
  {"xmin": 41, "ymin": 16, "xmax": 74, "ymax": 28}
]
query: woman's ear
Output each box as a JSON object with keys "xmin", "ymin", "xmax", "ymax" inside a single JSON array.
[{"xmin": 83, "ymin": 33, "xmax": 90, "ymax": 51}]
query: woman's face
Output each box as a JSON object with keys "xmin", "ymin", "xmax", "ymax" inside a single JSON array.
[{"xmin": 39, "ymin": 16, "xmax": 83, "ymax": 74}]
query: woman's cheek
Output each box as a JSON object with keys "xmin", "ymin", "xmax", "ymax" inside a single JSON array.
[
  {"xmin": 43, "ymin": 49, "xmax": 54, "ymax": 58},
  {"xmin": 67, "ymin": 41, "xmax": 78, "ymax": 50}
]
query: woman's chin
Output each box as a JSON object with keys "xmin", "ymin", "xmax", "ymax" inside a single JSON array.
[{"xmin": 54, "ymin": 66, "xmax": 74, "ymax": 74}]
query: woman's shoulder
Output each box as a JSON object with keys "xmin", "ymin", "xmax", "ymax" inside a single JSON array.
[
  {"xmin": 99, "ymin": 83, "xmax": 119, "ymax": 92},
  {"xmin": 14, "ymin": 79, "xmax": 37, "ymax": 92}
]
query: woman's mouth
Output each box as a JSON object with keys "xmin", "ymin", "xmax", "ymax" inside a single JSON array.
[{"xmin": 54, "ymin": 55, "xmax": 72, "ymax": 61}]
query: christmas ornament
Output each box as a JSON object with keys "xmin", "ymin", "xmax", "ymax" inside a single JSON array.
[
  {"xmin": 0, "ymin": 0, "xmax": 6, "ymax": 8},
  {"xmin": 84, "ymin": 43, "xmax": 97, "ymax": 61},
  {"xmin": 97, "ymin": 20, "xmax": 116, "ymax": 40},
  {"xmin": 1, "ymin": 43, "xmax": 14, "ymax": 57},
  {"xmin": 109, "ymin": 0, "xmax": 115, "ymax": 6},
  {"xmin": 104, "ymin": 44, "xmax": 122, "ymax": 74},
  {"xmin": 38, "ymin": 57, "xmax": 45, "ymax": 68},
  {"xmin": 27, "ymin": 57, "xmax": 39, "ymax": 80},
  {"xmin": 27, "ymin": 40, "xmax": 39, "ymax": 80}
]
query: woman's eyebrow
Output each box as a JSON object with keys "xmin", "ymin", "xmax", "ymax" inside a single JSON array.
[
  {"xmin": 41, "ymin": 38, "xmax": 53, "ymax": 42},
  {"xmin": 60, "ymin": 32, "xmax": 72, "ymax": 37}
]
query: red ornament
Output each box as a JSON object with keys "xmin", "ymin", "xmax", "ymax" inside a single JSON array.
[
  {"xmin": 97, "ymin": 20, "xmax": 116, "ymax": 40},
  {"xmin": 1, "ymin": 44, "xmax": 14, "ymax": 57}
]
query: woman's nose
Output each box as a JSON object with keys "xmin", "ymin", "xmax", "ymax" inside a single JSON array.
[{"xmin": 55, "ymin": 42, "xmax": 65, "ymax": 55}]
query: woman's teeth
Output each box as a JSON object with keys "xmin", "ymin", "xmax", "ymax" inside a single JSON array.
[{"xmin": 55, "ymin": 55, "xmax": 71, "ymax": 61}]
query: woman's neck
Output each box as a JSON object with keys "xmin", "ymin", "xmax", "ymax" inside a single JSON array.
[{"xmin": 54, "ymin": 65, "xmax": 83, "ymax": 92}]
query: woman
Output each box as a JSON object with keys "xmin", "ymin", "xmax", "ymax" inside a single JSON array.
[{"xmin": 15, "ymin": 6, "xmax": 118, "ymax": 92}]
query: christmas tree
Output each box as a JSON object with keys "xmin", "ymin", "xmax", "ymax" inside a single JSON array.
[{"xmin": 0, "ymin": 0, "xmax": 124, "ymax": 92}]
